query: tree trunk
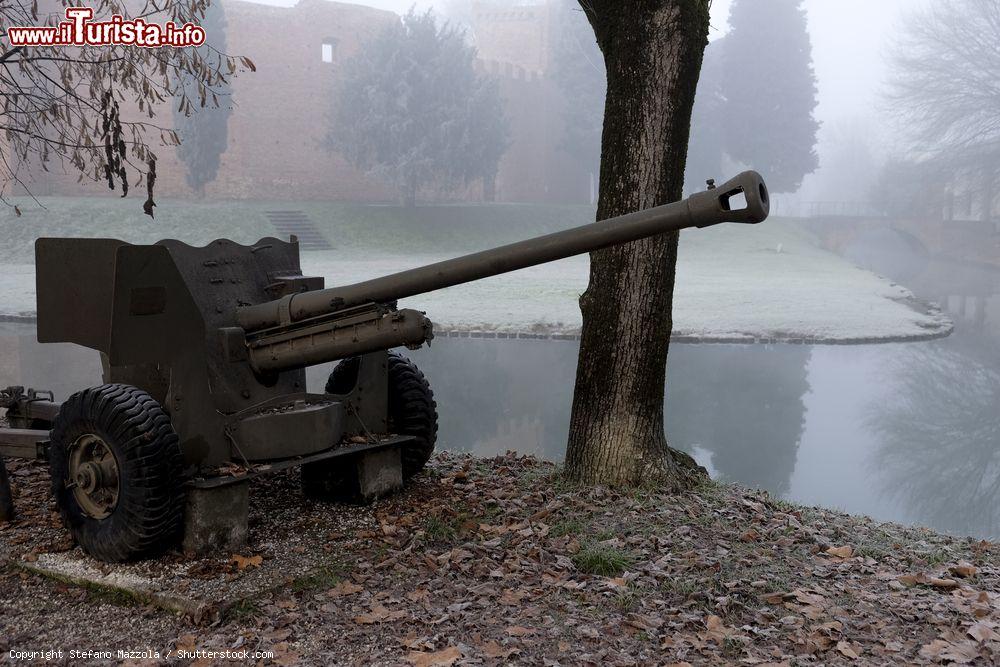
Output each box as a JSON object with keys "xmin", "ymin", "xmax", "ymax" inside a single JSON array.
[
  {"xmin": 983, "ymin": 164, "xmax": 997, "ymax": 223},
  {"xmin": 483, "ymin": 172, "xmax": 497, "ymax": 203},
  {"xmin": 564, "ymin": 1, "xmax": 711, "ymax": 487},
  {"xmin": 403, "ymin": 173, "xmax": 418, "ymax": 208}
]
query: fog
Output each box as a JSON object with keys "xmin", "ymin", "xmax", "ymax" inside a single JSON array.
[
  {"xmin": 254, "ymin": 0, "xmax": 916, "ymax": 203},
  {"xmin": 339, "ymin": 0, "xmax": 932, "ymax": 208}
]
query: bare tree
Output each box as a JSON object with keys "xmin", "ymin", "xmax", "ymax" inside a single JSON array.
[
  {"xmin": 564, "ymin": 0, "xmax": 711, "ymax": 487},
  {"xmin": 887, "ymin": 0, "xmax": 1000, "ymax": 218},
  {"xmin": 0, "ymin": 0, "xmax": 251, "ymax": 215},
  {"xmin": 869, "ymin": 335, "xmax": 1000, "ymax": 537}
]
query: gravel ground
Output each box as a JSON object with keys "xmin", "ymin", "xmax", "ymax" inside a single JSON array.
[{"xmin": 2, "ymin": 453, "xmax": 999, "ymax": 666}]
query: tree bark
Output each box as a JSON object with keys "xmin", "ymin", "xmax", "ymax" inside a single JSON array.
[
  {"xmin": 483, "ymin": 172, "xmax": 497, "ymax": 202},
  {"xmin": 403, "ymin": 173, "xmax": 418, "ymax": 208},
  {"xmin": 564, "ymin": 1, "xmax": 711, "ymax": 487},
  {"xmin": 0, "ymin": 456, "xmax": 13, "ymax": 522}
]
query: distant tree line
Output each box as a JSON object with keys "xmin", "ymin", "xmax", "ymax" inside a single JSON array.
[
  {"xmin": 328, "ymin": 9, "xmax": 509, "ymax": 207},
  {"xmin": 550, "ymin": 0, "xmax": 820, "ymax": 199},
  {"xmin": 880, "ymin": 0, "xmax": 1000, "ymax": 222},
  {"xmin": 173, "ymin": 0, "xmax": 232, "ymax": 197},
  {"xmin": 687, "ymin": 0, "xmax": 819, "ymax": 195}
]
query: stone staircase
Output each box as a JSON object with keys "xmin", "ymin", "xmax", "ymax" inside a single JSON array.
[{"xmin": 265, "ymin": 210, "xmax": 332, "ymax": 251}]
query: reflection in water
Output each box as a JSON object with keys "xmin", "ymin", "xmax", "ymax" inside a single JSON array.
[
  {"xmin": 666, "ymin": 346, "xmax": 810, "ymax": 497},
  {"xmin": 868, "ymin": 332, "xmax": 1000, "ymax": 538},
  {"xmin": 0, "ymin": 328, "xmax": 811, "ymax": 501},
  {"xmin": 0, "ymin": 327, "xmax": 102, "ymax": 399},
  {"xmin": 408, "ymin": 339, "xmax": 811, "ymax": 497},
  {"xmin": 6, "ymin": 320, "xmax": 1000, "ymax": 539},
  {"xmin": 409, "ymin": 339, "xmax": 577, "ymax": 461}
]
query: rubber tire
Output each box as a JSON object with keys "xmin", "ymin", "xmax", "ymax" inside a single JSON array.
[
  {"xmin": 49, "ymin": 384, "xmax": 185, "ymax": 562},
  {"xmin": 314, "ymin": 352, "xmax": 438, "ymax": 482},
  {"xmin": 381, "ymin": 353, "xmax": 438, "ymax": 478}
]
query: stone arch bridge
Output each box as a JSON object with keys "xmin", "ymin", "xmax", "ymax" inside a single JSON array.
[{"xmin": 805, "ymin": 214, "xmax": 1000, "ymax": 331}]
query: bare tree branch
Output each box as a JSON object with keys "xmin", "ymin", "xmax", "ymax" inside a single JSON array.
[
  {"xmin": 887, "ymin": 0, "xmax": 1000, "ymax": 170},
  {"xmin": 0, "ymin": 0, "xmax": 252, "ymax": 214}
]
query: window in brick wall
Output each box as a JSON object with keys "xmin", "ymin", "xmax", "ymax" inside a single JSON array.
[{"xmin": 321, "ymin": 38, "xmax": 338, "ymax": 64}]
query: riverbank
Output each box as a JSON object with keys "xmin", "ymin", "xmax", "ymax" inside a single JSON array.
[
  {"xmin": 0, "ymin": 200, "xmax": 952, "ymax": 343},
  {"xmin": 2, "ymin": 453, "xmax": 997, "ymax": 665}
]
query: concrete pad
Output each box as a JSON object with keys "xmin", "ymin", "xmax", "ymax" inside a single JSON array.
[
  {"xmin": 302, "ymin": 445, "xmax": 405, "ymax": 504},
  {"xmin": 182, "ymin": 482, "xmax": 249, "ymax": 558},
  {"xmin": 356, "ymin": 446, "xmax": 403, "ymax": 503},
  {"xmin": 19, "ymin": 553, "xmax": 217, "ymax": 621}
]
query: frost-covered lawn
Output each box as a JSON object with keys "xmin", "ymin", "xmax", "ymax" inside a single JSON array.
[
  {"xmin": 298, "ymin": 224, "xmax": 950, "ymax": 342},
  {"xmin": 0, "ymin": 197, "xmax": 951, "ymax": 342}
]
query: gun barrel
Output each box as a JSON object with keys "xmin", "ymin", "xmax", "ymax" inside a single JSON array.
[{"xmin": 237, "ymin": 171, "xmax": 769, "ymax": 332}]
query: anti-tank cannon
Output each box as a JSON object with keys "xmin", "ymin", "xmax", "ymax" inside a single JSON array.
[{"xmin": 0, "ymin": 172, "xmax": 769, "ymax": 561}]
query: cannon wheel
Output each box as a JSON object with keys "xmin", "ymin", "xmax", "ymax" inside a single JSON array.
[
  {"xmin": 312, "ymin": 352, "xmax": 438, "ymax": 485},
  {"xmin": 49, "ymin": 384, "xmax": 185, "ymax": 562}
]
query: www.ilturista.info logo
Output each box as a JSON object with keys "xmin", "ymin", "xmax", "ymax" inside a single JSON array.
[{"xmin": 6, "ymin": 7, "xmax": 206, "ymax": 48}]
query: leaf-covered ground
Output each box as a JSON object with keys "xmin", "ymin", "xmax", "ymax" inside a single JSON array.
[{"xmin": 2, "ymin": 453, "xmax": 999, "ymax": 665}]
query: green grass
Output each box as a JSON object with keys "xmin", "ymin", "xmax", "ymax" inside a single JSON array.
[
  {"xmin": 571, "ymin": 543, "xmax": 635, "ymax": 577},
  {"xmin": 289, "ymin": 562, "xmax": 346, "ymax": 594},
  {"xmin": 424, "ymin": 516, "xmax": 459, "ymax": 543},
  {"xmin": 18, "ymin": 565, "xmax": 143, "ymax": 607},
  {"xmin": 79, "ymin": 580, "xmax": 144, "ymax": 607},
  {"xmin": 515, "ymin": 464, "xmax": 580, "ymax": 495},
  {"xmin": 660, "ymin": 577, "xmax": 698, "ymax": 599},
  {"xmin": 550, "ymin": 518, "xmax": 586, "ymax": 538},
  {"xmin": 226, "ymin": 599, "xmax": 261, "ymax": 621},
  {"xmin": 612, "ymin": 583, "xmax": 644, "ymax": 610},
  {"xmin": 914, "ymin": 546, "xmax": 955, "ymax": 567}
]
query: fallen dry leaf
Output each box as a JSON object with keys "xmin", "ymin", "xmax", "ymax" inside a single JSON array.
[
  {"xmin": 231, "ymin": 554, "xmax": 263, "ymax": 570},
  {"xmin": 327, "ymin": 580, "xmax": 363, "ymax": 597},
  {"xmin": 951, "ymin": 561, "xmax": 979, "ymax": 578},
  {"xmin": 480, "ymin": 641, "xmax": 519, "ymax": 659},
  {"xmin": 405, "ymin": 646, "xmax": 461, "ymax": 667},
  {"xmin": 836, "ymin": 640, "xmax": 862, "ymax": 659},
  {"xmin": 967, "ymin": 622, "xmax": 1000, "ymax": 643},
  {"xmin": 826, "ymin": 545, "xmax": 853, "ymax": 559}
]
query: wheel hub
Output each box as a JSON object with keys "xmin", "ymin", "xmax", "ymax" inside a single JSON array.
[{"xmin": 66, "ymin": 434, "xmax": 120, "ymax": 519}]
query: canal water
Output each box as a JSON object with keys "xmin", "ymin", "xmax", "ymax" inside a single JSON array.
[{"xmin": 2, "ymin": 318, "xmax": 997, "ymax": 540}]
